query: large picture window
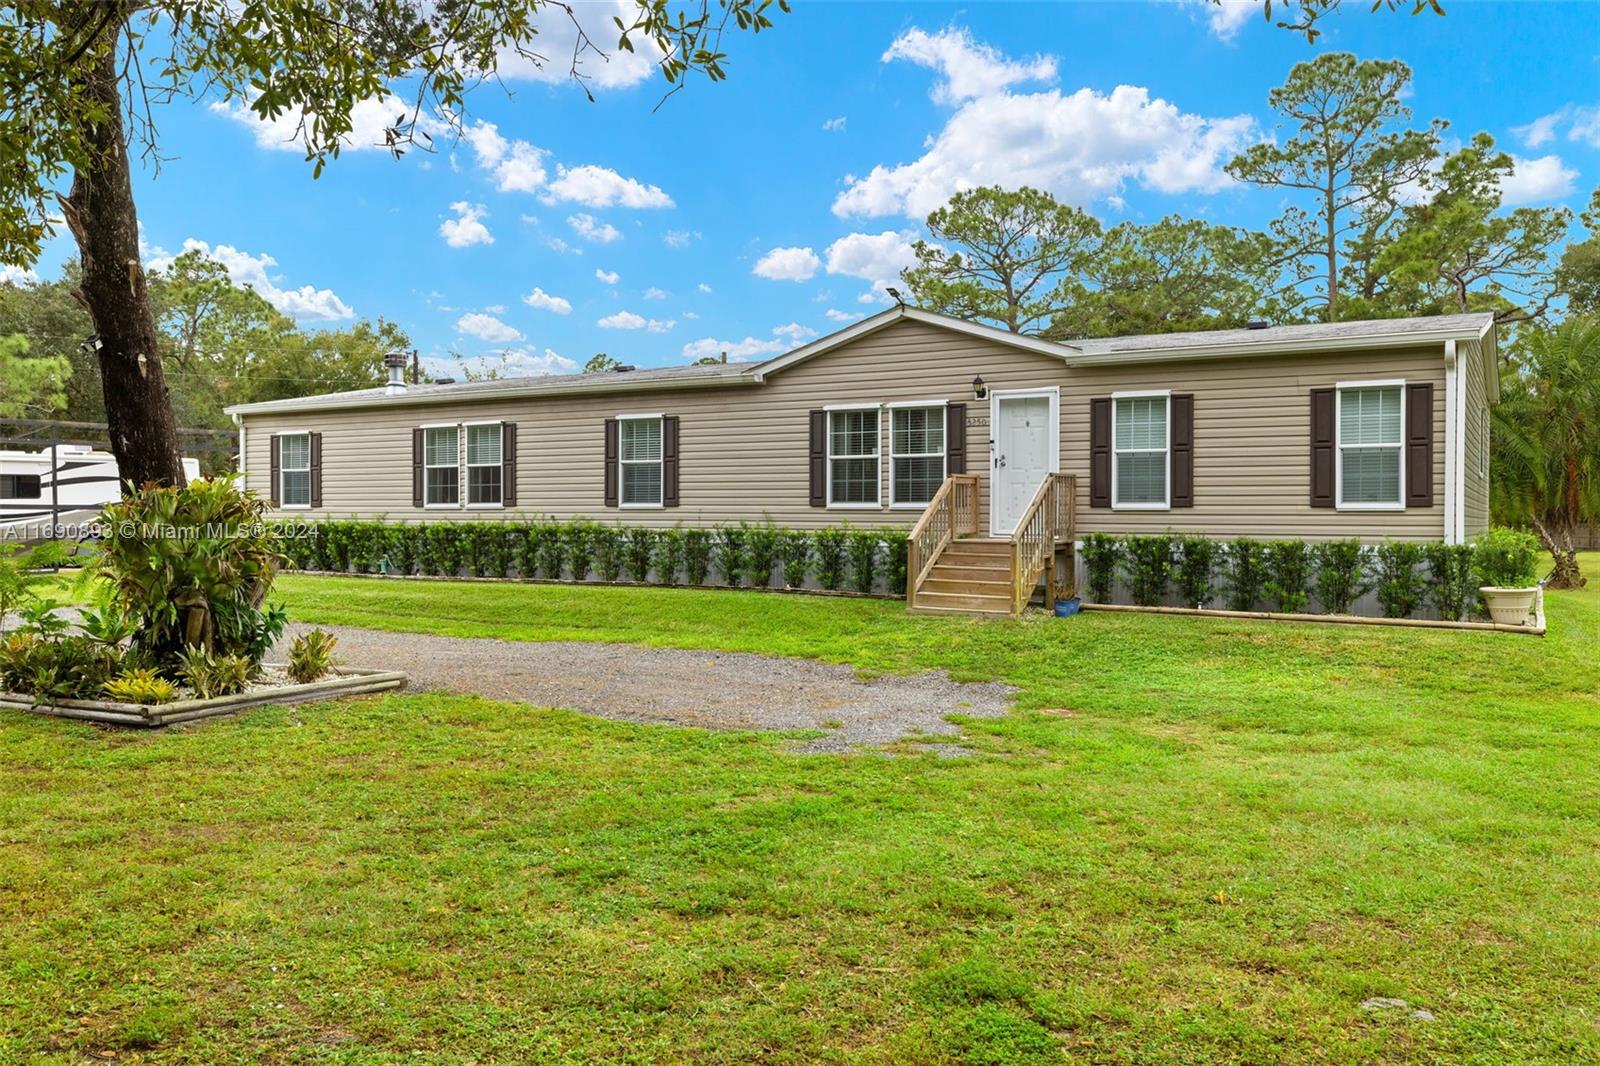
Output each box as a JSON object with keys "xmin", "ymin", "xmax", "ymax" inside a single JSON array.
[
  {"xmin": 1112, "ymin": 394, "xmax": 1169, "ymax": 508},
  {"xmin": 890, "ymin": 405, "xmax": 945, "ymax": 506},
  {"xmin": 279, "ymin": 432, "xmax": 311, "ymax": 507},
  {"xmin": 466, "ymin": 423, "xmax": 503, "ymax": 506},
  {"xmin": 619, "ymin": 416, "xmax": 663, "ymax": 506},
  {"xmin": 1338, "ymin": 383, "xmax": 1403, "ymax": 508},
  {"xmin": 424, "ymin": 425, "xmax": 460, "ymax": 506},
  {"xmin": 828, "ymin": 407, "xmax": 880, "ymax": 506}
]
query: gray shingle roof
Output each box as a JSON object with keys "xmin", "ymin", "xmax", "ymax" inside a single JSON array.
[{"xmin": 1066, "ymin": 313, "xmax": 1495, "ymax": 358}]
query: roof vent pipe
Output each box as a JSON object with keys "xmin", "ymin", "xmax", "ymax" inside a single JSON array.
[
  {"xmin": 1245, "ymin": 320, "xmax": 1271, "ymax": 330},
  {"xmin": 383, "ymin": 351, "xmax": 409, "ymax": 395}
]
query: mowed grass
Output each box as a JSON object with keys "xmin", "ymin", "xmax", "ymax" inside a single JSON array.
[{"xmin": 3, "ymin": 565, "xmax": 1600, "ymax": 1063}]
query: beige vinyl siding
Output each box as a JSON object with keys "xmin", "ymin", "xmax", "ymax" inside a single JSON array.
[
  {"xmin": 242, "ymin": 319, "xmax": 1452, "ymax": 542},
  {"xmin": 1461, "ymin": 337, "xmax": 1492, "ymax": 536},
  {"xmin": 1064, "ymin": 346, "xmax": 1448, "ymax": 541}
]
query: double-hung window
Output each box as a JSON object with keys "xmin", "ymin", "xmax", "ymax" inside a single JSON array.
[
  {"xmin": 424, "ymin": 425, "xmax": 460, "ymax": 507},
  {"xmin": 890, "ymin": 404, "xmax": 945, "ymax": 507},
  {"xmin": 828, "ymin": 407, "xmax": 880, "ymax": 507},
  {"xmin": 619, "ymin": 416, "xmax": 663, "ymax": 507},
  {"xmin": 1112, "ymin": 393, "xmax": 1169, "ymax": 508},
  {"xmin": 466, "ymin": 423, "xmax": 503, "ymax": 506},
  {"xmin": 279, "ymin": 432, "xmax": 312, "ymax": 508},
  {"xmin": 1337, "ymin": 382, "xmax": 1404, "ymax": 508}
]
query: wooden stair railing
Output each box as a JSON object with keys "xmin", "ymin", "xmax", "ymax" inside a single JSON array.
[
  {"xmin": 905, "ymin": 474, "xmax": 980, "ymax": 608},
  {"xmin": 1008, "ymin": 473, "xmax": 1078, "ymax": 616}
]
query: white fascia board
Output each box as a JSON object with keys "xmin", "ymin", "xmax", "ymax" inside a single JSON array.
[
  {"xmin": 1063, "ymin": 325, "xmax": 1496, "ymax": 367},
  {"xmin": 225, "ymin": 373, "xmax": 756, "ymax": 417}
]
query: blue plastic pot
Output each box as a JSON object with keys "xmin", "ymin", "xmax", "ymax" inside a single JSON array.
[{"xmin": 1054, "ymin": 597, "xmax": 1082, "ymax": 617}]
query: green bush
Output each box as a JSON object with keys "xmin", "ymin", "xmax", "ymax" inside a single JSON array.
[
  {"xmin": 592, "ymin": 525, "xmax": 625, "ymax": 582},
  {"xmin": 421, "ymin": 523, "xmax": 466, "ymax": 576},
  {"xmin": 94, "ymin": 477, "xmax": 286, "ymax": 669},
  {"xmin": 814, "ymin": 528, "xmax": 849, "ymax": 590},
  {"xmin": 682, "ymin": 529, "xmax": 713, "ymax": 585},
  {"xmin": 1373, "ymin": 541, "xmax": 1427, "ymax": 619},
  {"xmin": 780, "ymin": 530, "xmax": 812, "ymax": 588},
  {"xmin": 654, "ymin": 528, "xmax": 684, "ymax": 586},
  {"xmin": 1174, "ymin": 536, "xmax": 1219, "ymax": 608},
  {"xmin": 714, "ymin": 524, "xmax": 748, "ymax": 586},
  {"xmin": 744, "ymin": 522, "xmax": 782, "ymax": 588},
  {"xmin": 104, "ymin": 667, "xmax": 179, "ymax": 706},
  {"xmin": 1424, "ymin": 542, "xmax": 1477, "ymax": 621},
  {"xmin": 624, "ymin": 527, "xmax": 656, "ymax": 583},
  {"xmin": 564, "ymin": 523, "xmax": 595, "ymax": 581},
  {"xmin": 1474, "ymin": 527, "xmax": 1541, "ymax": 588},
  {"xmin": 532, "ymin": 523, "xmax": 566, "ymax": 579},
  {"xmin": 848, "ymin": 530, "xmax": 880, "ymax": 594},
  {"xmin": 1263, "ymin": 540, "xmax": 1311, "ymax": 613},
  {"xmin": 1223, "ymin": 538, "xmax": 1267, "ymax": 612},
  {"xmin": 0, "ymin": 631, "xmax": 123, "ymax": 702},
  {"xmin": 882, "ymin": 530, "xmax": 910, "ymax": 595},
  {"xmin": 385, "ymin": 524, "xmax": 418, "ymax": 575},
  {"xmin": 1079, "ymin": 533, "xmax": 1119, "ymax": 604},
  {"xmin": 1122, "ymin": 535, "xmax": 1173, "ymax": 607},
  {"xmin": 1313, "ymin": 539, "xmax": 1369, "ymax": 615},
  {"xmin": 176, "ymin": 645, "xmax": 253, "ymax": 699},
  {"xmin": 287, "ymin": 628, "xmax": 339, "ymax": 684}
]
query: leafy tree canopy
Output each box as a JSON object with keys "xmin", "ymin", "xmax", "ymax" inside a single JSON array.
[{"xmin": 0, "ymin": 334, "xmax": 70, "ymax": 418}]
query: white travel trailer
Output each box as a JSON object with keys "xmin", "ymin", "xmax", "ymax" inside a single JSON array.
[{"xmin": 0, "ymin": 445, "xmax": 201, "ymax": 540}]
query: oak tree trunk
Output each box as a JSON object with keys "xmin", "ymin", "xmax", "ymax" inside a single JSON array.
[
  {"xmin": 60, "ymin": 24, "xmax": 185, "ymax": 493},
  {"xmin": 1531, "ymin": 514, "xmax": 1585, "ymax": 590}
]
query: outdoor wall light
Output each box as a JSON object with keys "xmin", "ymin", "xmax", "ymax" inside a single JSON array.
[{"xmin": 972, "ymin": 375, "xmax": 987, "ymax": 400}]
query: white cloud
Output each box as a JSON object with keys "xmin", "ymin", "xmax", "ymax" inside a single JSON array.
[
  {"xmin": 835, "ymin": 30, "xmax": 1256, "ymax": 219},
  {"xmin": 522, "ymin": 287, "xmax": 572, "ymax": 314},
  {"xmin": 543, "ymin": 164, "xmax": 674, "ymax": 208},
  {"xmin": 147, "ymin": 238, "xmax": 354, "ymax": 321},
  {"xmin": 681, "ymin": 321, "xmax": 823, "ymax": 362},
  {"xmin": 858, "ymin": 290, "xmax": 889, "ymax": 305},
  {"xmin": 823, "ymin": 116, "xmax": 847, "ymax": 132},
  {"xmin": 545, "ymin": 236, "xmax": 580, "ymax": 255},
  {"xmin": 682, "ymin": 310, "xmax": 700, "ymax": 320},
  {"xmin": 1515, "ymin": 103, "xmax": 1600, "ymax": 150},
  {"xmin": 427, "ymin": 346, "xmax": 578, "ymax": 380},
  {"xmin": 209, "ymin": 92, "xmax": 444, "ymax": 154},
  {"xmin": 825, "ymin": 308, "xmax": 858, "ymax": 323},
  {"xmin": 825, "ymin": 231, "xmax": 920, "ymax": 291},
  {"xmin": 488, "ymin": 0, "xmax": 662, "ymax": 91},
  {"xmin": 772, "ymin": 322, "xmax": 819, "ymax": 344},
  {"xmin": 569, "ymin": 213, "xmax": 621, "ymax": 243},
  {"xmin": 500, "ymin": 347, "xmax": 579, "ymax": 375},
  {"xmin": 697, "ymin": 282, "xmax": 714, "ymax": 294},
  {"xmin": 663, "ymin": 229, "xmax": 698, "ymax": 248},
  {"xmin": 460, "ymin": 120, "xmax": 548, "ymax": 193},
  {"xmin": 0, "ymin": 264, "xmax": 37, "ymax": 286},
  {"xmin": 643, "ymin": 287, "xmax": 669, "ymax": 300},
  {"xmin": 598, "ymin": 310, "xmax": 675, "ymax": 332},
  {"xmin": 753, "ymin": 245, "xmax": 822, "ymax": 281},
  {"xmin": 1182, "ymin": 0, "xmax": 1257, "ymax": 41},
  {"xmin": 456, "ymin": 312, "xmax": 524, "ymax": 343},
  {"xmin": 1501, "ymin": 154, "xmax": 1579, "ymax": 204},
  {"xmin": 596, "ymin": 268, "xmax": 620, "ymax": 285},
  {"xmin": 882, "ymin": 26, "xmax": 1057, "ymax": 105},
  {"xmin": 440, "ymin": 201, "xmax": 494, "ymax": 248}
]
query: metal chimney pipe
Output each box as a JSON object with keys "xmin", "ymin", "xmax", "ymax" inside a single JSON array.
[{"xmin": 383, "ymin": 351, "xmax": 409, "ymax": 395}]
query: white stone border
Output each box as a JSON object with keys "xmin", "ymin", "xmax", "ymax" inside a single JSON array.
[{"xmin": 0, "ymin": 666, "xmax": 408, "ymax": 728}]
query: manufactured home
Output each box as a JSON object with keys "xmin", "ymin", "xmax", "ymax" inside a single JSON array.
[{"xmin": 226, "ymin": 307, "xmax": 1497, "ymax": 614}]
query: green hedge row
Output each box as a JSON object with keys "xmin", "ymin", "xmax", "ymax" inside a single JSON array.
[
  {"xmin": 276, "ymin": 519, "xmax": 912, "ymax": 596},
  {"xmin": 1077, "ymin": 530, "xmax": 1540, "ymax": 621}
]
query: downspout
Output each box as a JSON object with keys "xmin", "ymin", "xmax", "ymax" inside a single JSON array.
[
  {"xmin": 233, "ymin": 413, "xmax": 245, "ymax": 479},
  {"xmin": 1442, "ymin": 340, "xmax": 1458, "ymax": 545},
  {"xmin": 1455, "ymin": 341, "xmax": 1469, "ymax": 545}
]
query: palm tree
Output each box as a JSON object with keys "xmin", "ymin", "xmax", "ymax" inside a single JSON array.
[{"xmin": 1491, "ymin": 318, "xmax": 1600, "ymax": 588}]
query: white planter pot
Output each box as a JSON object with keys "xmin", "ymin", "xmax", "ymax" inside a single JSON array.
[{"xmin": 1480, "ymin": 586, "xmax": 1538, "ymax": 626}]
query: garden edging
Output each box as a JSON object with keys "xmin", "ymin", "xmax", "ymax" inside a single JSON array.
[
  {"xmin": 1078, "ymin": 597, "xmax": 1546, "ymax": 635},
  {"xmin": 0, "ymin": 666, "xmax": 408, "ymax": 727}
]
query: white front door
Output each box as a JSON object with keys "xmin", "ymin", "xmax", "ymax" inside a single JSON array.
[{"xmin": 991, "ymin": 392, "xmax": 1057, "ymax": 536}]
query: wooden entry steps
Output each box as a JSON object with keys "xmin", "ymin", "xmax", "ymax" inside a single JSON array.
[{"xmin": 908, "ymin": 538, "xmax": 1013, "ymax": 616}]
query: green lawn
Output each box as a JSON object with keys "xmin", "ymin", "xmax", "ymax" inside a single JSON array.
[{"xmin": 3, "ymin": 565, "xmax": 1599, "ymax": 1063}]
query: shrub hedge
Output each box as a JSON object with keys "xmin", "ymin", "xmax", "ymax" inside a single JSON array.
[
  {"xmin": 1076, "ymin": 530, "xmax": 1537, "ymax": 621},
  {"xmin": 278, "ymin": 519, "xmax": 911, "ymax": 595}
]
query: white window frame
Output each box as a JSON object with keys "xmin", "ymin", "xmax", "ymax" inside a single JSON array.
[
  {"xmin": 1110, "ymin": 390, "xmax": 1171, "ymax": 511},
  {"xmin": 888, "ymin": 399, "xmax": 949, "ymax": 510},
  {"xmin": 421, "ymin": 422, "xmax": 462, "ymax": 509},
  {"xmin": 463, "ymin": 419, "xmax": 505, "ymax": 510},
  {"xmin": 616, "ymin": 412, "xmax": 665, "ymax": 510},
  {"xmin": 825, "ymin": 403, "xmax": 883, "ymax": 510},
  {"xmin": 1335, "ymin": 378, "xmax": 1406, "ymax": 512},
  {"xmin": 277, "ymin": 431, "xmax": 312, "ymax": 510}
]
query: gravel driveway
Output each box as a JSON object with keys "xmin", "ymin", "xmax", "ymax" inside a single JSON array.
[{"xmin": 277, "ymin": 624, "xmax": 1013, "ymax": 754}]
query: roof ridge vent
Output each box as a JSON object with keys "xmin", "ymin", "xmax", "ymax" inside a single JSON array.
[{"xmin": 1245, "ymin": 320, "xmax": 1272, "ymax": 330}]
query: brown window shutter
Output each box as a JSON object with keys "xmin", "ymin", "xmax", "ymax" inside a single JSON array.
[
  {"xmin": 945, "ymin": 403, "xmax": 967, "ymax": 474},
  {"xmin": 808, "ymin": 409, "xmax": 826, "ymax": 507},
  {"xmin": 309, "ymin": 432, "xmax": 323, "ymax": 508},
  {"xmin": 1170, "ymin": 394, "xmax": 1194, "ymax": 508},
  {"xmin": 502, "ymin": 422, "xmax": 518, "ymax": 507},
  {"xmin": 412, "ymin": 428, "xmax": 424, "ymax": 508},
  {"xmin": 1089, "ymin": 397, "xmax": 1111, "ymax": 508},
  {"xmin": 662, "ymin": 415, "xmax": 680, "ymax": 507},
  {"xmin": 604, "ymin": 418, "xmax": 619, "ymax": 507},
  {"xmin": 269, "ymin": 434, "xmax": 281, "ymax": 507},
  {"xmin": 1309, "ymin": 388, "xmax": 1335, "ymax": 508},
  {"xmin": 1405, "ymin": 382, "xmax": 1434, "ymax": 507}
]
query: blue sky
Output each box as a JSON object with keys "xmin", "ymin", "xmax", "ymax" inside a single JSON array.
[{"xmin": 20, "ymin": 1, "xmax": 1600, "ymax": 378}]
